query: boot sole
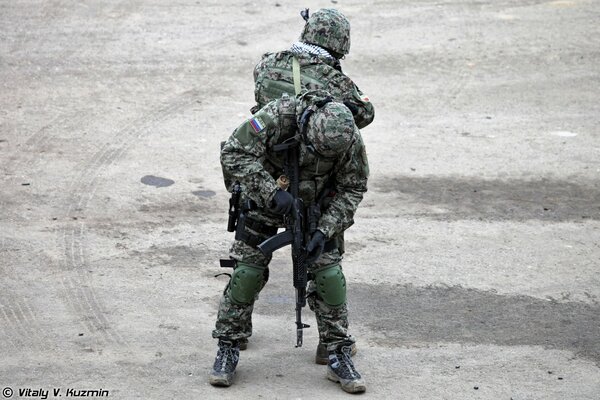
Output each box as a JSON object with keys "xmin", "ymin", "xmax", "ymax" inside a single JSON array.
[
  {"xmin": 326, "ymin": 369, "xmax": 366, "ymax": 393},
  {"xmin": 209, "ymin": 373, "xmax": 234, "ymax": 387}
]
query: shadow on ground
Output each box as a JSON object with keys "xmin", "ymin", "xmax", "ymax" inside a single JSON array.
[
  {"xmin": 352, "ymin": 283, "xmax": 600, "ymax": 366},
  {"xmin": 373, "ymin": 176, "xmax": 600, "ymax": 221},
  {"xmin": 253, "ymin": 281, "xmax": 599, "ymax": 365}
]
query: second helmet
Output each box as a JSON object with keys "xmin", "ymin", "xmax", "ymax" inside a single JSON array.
[{"xmin": 300, "ymin": 8, "xmax": 351, "ymax": 57}]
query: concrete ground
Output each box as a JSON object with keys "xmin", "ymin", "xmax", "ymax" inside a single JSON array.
[{"xmin": 1, "ymin": 0, "xmax": 599, "ymax": 399}]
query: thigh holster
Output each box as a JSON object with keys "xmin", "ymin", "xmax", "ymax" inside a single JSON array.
[{"xmin": 235, "ymin": 212, "xmax": 278, "ymax": 248}]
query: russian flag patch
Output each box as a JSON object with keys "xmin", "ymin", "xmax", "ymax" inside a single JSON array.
[{"xmin": 249, "ymin": 117, "xmax": 266, "ymax": 133}]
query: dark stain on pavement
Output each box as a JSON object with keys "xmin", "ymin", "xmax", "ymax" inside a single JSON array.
[
  {"xmin": 373, "ymin": 176, "xmax": 600, "ymax": 221},
  {"xmin": 192, "ymin": 190, "xmax": 216, "ymax": 198},
  {"xmin": 352, "ymin": 283, "xmax": 600, "ymax": 365},
  {"xmin": 141, "ymin": 175, "xmax": 175, "ymax": 188}
]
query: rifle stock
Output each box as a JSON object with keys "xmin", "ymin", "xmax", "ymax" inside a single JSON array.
[{"xmin": 257, "ymin": 230, "xmax": 294, "ymax": 256}]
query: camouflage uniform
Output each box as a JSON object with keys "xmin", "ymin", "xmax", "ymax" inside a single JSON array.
[
  {"xmin": 253, "ymin": 8, "xmax": 375, "ymax": 130},
  {"xmin": 212, "ymin": 92, "xmax": 369, "ymax": 350},
  {"xmin": 250, "ymin": 15, "xmax": 374, "ymax": 348}
]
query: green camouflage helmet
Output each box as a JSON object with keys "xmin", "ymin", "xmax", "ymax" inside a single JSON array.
[
  {"xmin": 295, "ymin": 89, "xmax": 332, "ymax": 117},
  {"xmin": 300, "ymin": 8, "xmax": 351, "ymax": 56},
  {"xmin": 305, "ymin": 101, "xmax": 355, "ymax": 159}
]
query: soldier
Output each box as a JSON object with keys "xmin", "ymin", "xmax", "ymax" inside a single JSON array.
[
  {"xmin": 251, "ymin": 7, "xmax": 373, "ymax": 365},
  {"xmin": 253, "ymin": 8, "xmax": 374, "ymax": 130},
  {"xmin": 209, "ymin": 90, "xmax": 369, "ymax": 393}
]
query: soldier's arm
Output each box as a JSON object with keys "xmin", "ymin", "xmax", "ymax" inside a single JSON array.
[
  {"xmin": 346, "ymin": 85, "xmax": 375, "ymax": 129},
  {"xmin": 220, "ymin": 108, "xmax": 279, "ymax": 208},
  {"xmin": 327, "ymin": 74, "xmax": 374, "ymax": 130},
  {"xmin": 317, "ymin": 129, "xmax": 369, "ymax": 238}
]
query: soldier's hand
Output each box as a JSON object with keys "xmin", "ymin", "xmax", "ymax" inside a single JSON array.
[
  {"xmin": 306, "ymin": 230, "xmax": 326, "ymax": 263},
  {"xmin": 271, "ymin": 189, "xmax": 293, "ymax": 215}
]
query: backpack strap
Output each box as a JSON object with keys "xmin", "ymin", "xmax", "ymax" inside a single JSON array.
[{"xmin": 292, "ymin": 56, "xmax": 302, "ymax": 95}]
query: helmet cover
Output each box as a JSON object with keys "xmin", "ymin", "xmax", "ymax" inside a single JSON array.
[
  {"xmin": 300, "ymin": 8, "xmax": 351, "ymax": 56},
  {"xmin": 305, "ymin": 101, "xmax": 355, "ymax": 158}
]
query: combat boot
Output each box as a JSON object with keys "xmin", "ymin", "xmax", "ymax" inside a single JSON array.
[
  {"xmin": 327, "ymin": 343, "xmax": 366, "ymax": 393},
  {"xmin": 209, "ymin": 339, "xmax": 240, "ymax": 387},
  {"xmin": 316, "ymin": 341, "xmax": 357, "ymax": 365},
  {"xmin": 239, "ymin": 337, "xmax": 248, "ymax": 350}
]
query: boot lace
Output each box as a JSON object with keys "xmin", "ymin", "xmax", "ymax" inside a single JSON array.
[
  {"xmin": 330, "ymin": 345, "xmax": 361, "ymax": 380},
  {"xmin": 214, "ymin": 340, "xmax": 239, "ymax": 373}
]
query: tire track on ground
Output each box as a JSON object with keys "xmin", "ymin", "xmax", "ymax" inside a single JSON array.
[
  {"xmin": 7, "ymin": 109, "xmax": 87, "ymax": 177},
  {"xmin": 0, "ymin": 307, "xmax": 22, "ymax": 351},
  {"xmin": 0, "ymin": 240, "xmax": 54, "ymax": 351},
  {"xmin": 1, "ymin": 0, "xmax": 286, "ymax": 352},
  {"xmin": 59, "ymin": 88, "xmax": 200, "ymax": 346},
  {"xmin": 0, "ymin": 108, "xmax": 92, "ymax": 347}
]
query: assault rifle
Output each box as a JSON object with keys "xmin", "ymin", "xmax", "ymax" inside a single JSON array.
[
  {"xmin": 258, "ymin": 140, "xmax": 320, "ymax": 348},
  {"xmin": 258, "ymin": 98, "xmax": 331, "ymax": 347}
]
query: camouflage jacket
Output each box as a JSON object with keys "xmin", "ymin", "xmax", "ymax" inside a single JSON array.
[
  {"xmin": 253, "ymin": 50, "xmax": 375, "ymax": 129},
  {"xmin": 221, "ymin": 96, "xmax": 369, "ymax": 239}
]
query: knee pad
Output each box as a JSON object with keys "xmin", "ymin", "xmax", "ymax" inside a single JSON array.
[
  {"xmin": 229, "ymin": 262, "xmax": 267, "ymax": 305},
  {"xmin": 314, "ymin": 264, "xmax": 346, "ymax": 307}
]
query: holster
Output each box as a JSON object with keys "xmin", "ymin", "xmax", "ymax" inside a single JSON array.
[{"xmin": 235, "ymin": 212, "xmax": 278, "ymax": 249}]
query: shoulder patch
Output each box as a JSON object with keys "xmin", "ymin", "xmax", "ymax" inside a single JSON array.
[
  {"xmin": 361, "ymin": 94, "xmax": 370, "ymax": 102},
  {"xmin": 249, "ymin": 116, "xmax": 266, "ymax": 133}
]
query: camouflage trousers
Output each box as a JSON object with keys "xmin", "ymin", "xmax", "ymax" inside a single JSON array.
[{"xmin": 212, "ymin": 239, "xmax": 355, "ymax": 348}]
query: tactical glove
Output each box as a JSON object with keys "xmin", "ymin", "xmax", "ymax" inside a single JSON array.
[
  {"xmin": 271, "ymin": 189, "xmax": 293, "ymax": 215},
  {"xmin": 306, "ymin": 230, "xmax": 326, "ymax": 263}
]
